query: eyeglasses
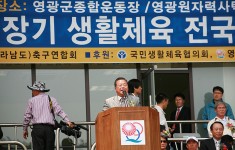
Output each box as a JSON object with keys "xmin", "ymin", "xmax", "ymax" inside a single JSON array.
[
  {"xmin": 213, "ymin": 92, "xmax": 222, "ymax": 94},
  {"xmin": 161, "ymin": 140, "xmax": 167, "ymax": 143}
]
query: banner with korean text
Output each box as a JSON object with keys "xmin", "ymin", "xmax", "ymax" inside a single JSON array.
[{"xmin": 0, "ymin": 0, "xmax": 235, "ymax": 63}]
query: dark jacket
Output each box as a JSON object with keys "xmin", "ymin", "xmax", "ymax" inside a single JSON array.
[
  {"xmin": 200, "ymin": 138, "xmax": 217, "ymax": 150},
  {"xmin": 170, "ymin": 106, "xmax": 192, "ymax": 133}
]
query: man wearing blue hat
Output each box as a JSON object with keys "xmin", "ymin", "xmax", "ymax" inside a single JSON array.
[{"xmin": 23, "ymin": 81, "xmax": 73, "ymax": 150}]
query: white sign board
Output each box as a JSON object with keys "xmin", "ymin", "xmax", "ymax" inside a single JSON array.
[{"xmin": 120, "ymin": 120, "xmax": 146, "ymax": 145}]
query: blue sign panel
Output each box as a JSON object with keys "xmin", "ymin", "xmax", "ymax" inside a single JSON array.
[{"xmin": 0, "ymin": 0, "xmax": 235, "ymax": 47}]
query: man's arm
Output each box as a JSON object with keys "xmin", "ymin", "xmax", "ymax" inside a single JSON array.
[
  {"xmin": 23, "ymin": 100, "xmax": 32, "ymax": 139},
  {"xmin": 52, "ymin": 98, "xmax": 70, "ymax": 122}
]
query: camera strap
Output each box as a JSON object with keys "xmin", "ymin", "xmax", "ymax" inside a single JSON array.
[
  {"xmin": 48, "ymin": 95, "xmax": 61, "ymax": 130},
  {"xmin": 48, "ymin": 95, "xmax": 56, "ymax": 120}
]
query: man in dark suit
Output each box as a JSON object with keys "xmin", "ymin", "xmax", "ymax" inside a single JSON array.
[
  {"xmin": 200, "ymin": 121, "xmax": 224, "ymax": 150},
  {"xmin": 170, "ymin": 93, "xmax": 192, "ymax": 150}
]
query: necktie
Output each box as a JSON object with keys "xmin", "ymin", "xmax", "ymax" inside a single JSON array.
[
  {"xmin": 120, "ymin": 97, "xmax": 128, "ymax": 107},
  {"xmin": 175, "ymin": 108, "xmax": 180, "ymax": 120},
  {"xmin": 215, "ymin": 141, "xmax": 220, "ymax": 150},
  {"xmin": 172, "ymin": 108, "xmax": 180, "ymax": 129}
]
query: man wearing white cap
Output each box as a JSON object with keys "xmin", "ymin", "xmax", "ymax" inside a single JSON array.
[
  {"xmin": 23, "ymin": 81, "xmax": 73, "ymax": 150},
  {"xmin": 186, "ymin": 136, "xmax": 199, "ymax": 150}
]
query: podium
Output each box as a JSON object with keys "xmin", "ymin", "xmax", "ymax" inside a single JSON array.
[{"xmin": 95, "ymin": 107, "xmax": 160, "ymax": 150}]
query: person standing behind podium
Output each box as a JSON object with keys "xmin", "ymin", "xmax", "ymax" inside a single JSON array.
[
  {"xmin": 128, "ymin": 78, "xmax": 142, "ymax": 97},
  {"xmin": 128, "ymin": 78, "xmax": 142, "ymax": 105},
  {"xmin": 102, "ymin": 77, "xmax": 140, "ymax": 111}
]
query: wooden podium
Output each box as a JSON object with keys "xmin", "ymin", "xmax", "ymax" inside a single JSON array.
[{"xmin": 95, "ymin": 107, "xmax": 160, "ymax": 150}]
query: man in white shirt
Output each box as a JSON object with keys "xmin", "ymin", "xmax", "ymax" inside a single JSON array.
[
  {"xmin": 207, "ymin": 102, "xmax": 235, "ymax": 137},
  {"xmin": 154, "ymin": 93, "xmax": 170, "ymax": 134}
]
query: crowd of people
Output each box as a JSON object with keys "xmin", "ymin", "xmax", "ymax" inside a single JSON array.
[
  {"xmin": 155, "ymin": 86, "xmax": 235, "ymax": 150},
  {"xmin": 102, "ymin": 77, "xmax": 235, "ymax": 150},
  {"xmin": 20, "ymin": 77, "xmax": 235, "ymax": 150}
]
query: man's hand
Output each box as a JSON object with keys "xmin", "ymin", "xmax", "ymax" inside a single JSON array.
[
  {"xmin": 67, "ymin": 121, "xmax": 75, "ymax": 128},
  {"xmin": 170, "ymin": 127, "xmax": 175, "ymax": 133},
  {"xmin": 23, "ymin": 130, "xmax": 28, "ymax": 139}
]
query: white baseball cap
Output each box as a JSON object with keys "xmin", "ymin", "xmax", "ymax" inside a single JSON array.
[{"xmin": 186, "ymin": 136, "xmax": 198, "ymax": 143}]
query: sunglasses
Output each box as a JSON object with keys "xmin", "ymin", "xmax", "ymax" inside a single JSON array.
[{"xmin": 161, "ymin": 140, "xmax": 167, "ymax": 143}]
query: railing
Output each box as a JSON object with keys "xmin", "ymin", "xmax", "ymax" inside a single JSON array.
[
  {"xmin": 0, "ymin": 120, "xmax": 209, "ymax": 150},
  {"xmin": 0, "ymin": 123, "xmax": 24, "ymax": 150},
  {"xmin": 166, "ymin": 120, "xmax": 209, "ymax": 133},
  {"xmin": 55, "ymin": 121, "xmax": 95, "ymax": 150},
  {"xmin": 166, "ymin": 120, "xmax": 209, "ymax": 150},
  {"xmin": 0, "ymin": 141, "xmax": 27, "ymax": 150},
  {"xmin": 91, "ymin": 142, "xmax": 96, "ymax": 150},
  {"xmin": 0, "ymin": 122, "xmax": 96, "ymax": 150}
]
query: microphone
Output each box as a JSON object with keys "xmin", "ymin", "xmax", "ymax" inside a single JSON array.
[
  {"xmin": 121, "ymin": 88, "xmax": 128, "ymax": 98},
  {"xmin": 123, "ymin": 90, "xmax": 128, "ymax": 98}
]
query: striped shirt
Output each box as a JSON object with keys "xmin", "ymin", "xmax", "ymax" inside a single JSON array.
[{"xmin": 23, "ymin": 93, "xmax": 69, "ymax": 131}]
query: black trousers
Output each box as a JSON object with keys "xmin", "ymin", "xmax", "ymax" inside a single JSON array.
[{"xmin": 31, "ymin": 124, "xmax": 55, "ymax": 150}]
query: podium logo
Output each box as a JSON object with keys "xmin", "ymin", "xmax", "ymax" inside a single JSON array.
[{"xmin": 120, "ymin": 120, "xmax": 146, "ymax": 145}]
